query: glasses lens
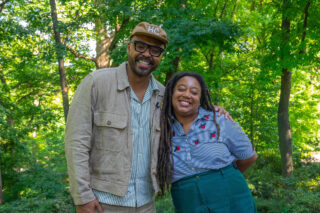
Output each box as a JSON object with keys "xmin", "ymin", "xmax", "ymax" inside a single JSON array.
[
  {"xmin": 134, "ymin": 41, "xmax": 147, "ymax": 53},
  {"xmin": 150, "ymin": 47, "xmax": 162, "ymax": 57}
]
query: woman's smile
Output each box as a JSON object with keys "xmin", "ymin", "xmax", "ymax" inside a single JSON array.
[{"xmin": 172, "ymin": 76, "xmax": 201, "ymax": 118}]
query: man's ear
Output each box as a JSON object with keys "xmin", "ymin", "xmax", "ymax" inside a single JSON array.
[{"xmin": 126, "ymin": 41, "xmax": 130, "ymax": 54}]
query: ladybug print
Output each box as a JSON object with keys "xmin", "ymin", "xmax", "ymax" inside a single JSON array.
[
  {"xmin": 204, "ymin": 115, "xmax": 209, "ymax": 119},
  {"xmin": 200, "ymin": 124, "xmax": 206, "ymax": 129},
  {"xmin": 194, "ymin": 141, "xmax": 199, "ymax": 145},
  {"xmin": 211, "ymin": 133, "xmax": 216, "ymax": 138},
  {"xmin": 175, "ymin": 146, "xmax": 180, "ymax": 151}
]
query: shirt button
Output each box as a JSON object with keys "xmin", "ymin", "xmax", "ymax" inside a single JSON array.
[
  {"xmin": 187, "ymin": 153, "xmax": 191, "ymax": 160},
  {"xmin": 107, "ymin": 120, "xmax": 111, "ymax": 125}
]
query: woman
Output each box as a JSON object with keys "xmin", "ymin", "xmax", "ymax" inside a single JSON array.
[{"xmin": 157, "ymin": 72, "xmax": 258, "ymax": 213}]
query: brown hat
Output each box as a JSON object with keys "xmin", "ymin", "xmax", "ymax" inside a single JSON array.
[{"xmin": 130, "ymin": 22, "xmax": 168, "ymax": 45}]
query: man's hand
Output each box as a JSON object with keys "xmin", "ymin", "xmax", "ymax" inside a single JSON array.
[
  {"xmin": 236, "ymin": 153, "xmax": 258, "ymax": 173},
  {"xmin": 76, "ymin": 200, "xmax": 103, "ymax": 213},
  {"xmin": 214, "ymin": 106, "xmax": 233, "ymax": 121}
]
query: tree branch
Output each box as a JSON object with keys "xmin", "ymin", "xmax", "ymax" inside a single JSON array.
[
  {"xmin": 299, "ymin": 0, "xmax": 311, "ymax": 54},
  {"xmin": 231, "ymin": 0, "xmax": 239, "ymax": 19},
  {"xmin": 0, "ymin": 72, "xmax": 6, "ymax": 85},
  {"xmin": 17, "ymin": 91, "xmax": 42, "ymax": 103},
  {"xmin": 214, "ymin": 0, "xmax": 220, "ymax": 17},
  {"xmin": 109, "ymin": 17, "xmax": 130, "ymax": 52},
  {"xmin": 51, "ymin": 17, "xmax": 96, "ymax": 63},
  {"xmin": 12, "ymin": 81, "xmax": 32, "ymax": 90},
  {"xmin": 0, "ymin": 0, "xmax": 10, "ymax": 14},
  {"xmin": 220, "ymin": 0, "xmax": 229, "ymax": 19},
  {"xmin": 63, "ymin": 42, "xmax": 96, "ymax": 62}
]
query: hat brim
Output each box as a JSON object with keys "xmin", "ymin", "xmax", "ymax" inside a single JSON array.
[{"xmin": 131, "ymin": 32, "xmax": 168, "ymax": 45}]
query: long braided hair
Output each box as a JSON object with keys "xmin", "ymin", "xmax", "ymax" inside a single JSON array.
[{"xmin": 157, "ymin": 72, "xmax": 221, "ymax": 195}]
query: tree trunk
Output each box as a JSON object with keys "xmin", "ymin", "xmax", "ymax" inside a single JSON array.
[
  {"xmin": 299, "ymin": 1, "xmax": 311, "ymax": 54},
  {"xmin": 278, "ymin": 69, "xmax": 292, "ymax": 176},
  {"xmin": 250, "ymin": 1, "xmax": 256, "ymax": 11},
  {"xmin": 63, "ymin": 15, "xmax": 129, "ymax": 69},
  {"xmin": 278, "ymin": 0, "xmax": 293, "ymax": 177},
  {"xmin": 95, "ymin": 18, "xmax": 111, "ymax": 69},
  {"xmin": 220, "ymin": 0, "xmax": 229, "ymax": 19},
  {"xmin": 250, "ymin": 79, "xmax": 255, "ymax": 144},
  {"xmin": 50, "ymin": 0, "xmax": 69, "ymax": 122},
  {"xmin": 214, "ymin": 0, "xmax": 220, "ymax": 17},
  {"xmin": 0, "ymin": 166, "xmax": 2, "ymax": 205},
  {"xmin": 231, "ymin": 0, "xmax": 239, "ymax": 19},
  {"xmin": 94, "ymin": 13, "xmax": 130, "ymax": 69},
  {"xmin": 165, "ymin": 55, "xmax": 181, "ymax": 85},
  {"xmin": 58, "ymin": 58, "xmax": 69, "ymax": 121},
  {"xmin": 0, "ymin": 69, "xmax": 6, "ymax": 204}
]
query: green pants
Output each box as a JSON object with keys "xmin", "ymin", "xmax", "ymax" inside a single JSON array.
[{"xmin": 171, "ymin": 165, "xmax": 257, "ymax": 213}]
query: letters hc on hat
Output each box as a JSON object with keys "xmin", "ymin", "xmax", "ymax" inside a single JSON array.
[{"xmin": 130, "ymin": 22, "xmax": 168, "ymax": 46}]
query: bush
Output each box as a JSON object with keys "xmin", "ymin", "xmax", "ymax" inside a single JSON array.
[
  {"xmin": 155, "ymin": 192, "xmax": 175, "ymax": 213},
  {"xmin": 0, "ymin": 163, "xmax": 75, "ymax": 213}
]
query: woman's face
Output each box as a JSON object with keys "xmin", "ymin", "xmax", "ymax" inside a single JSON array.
[{"xmin": 172, "ymin": 76, "xmax": 201, "ymax": 119}]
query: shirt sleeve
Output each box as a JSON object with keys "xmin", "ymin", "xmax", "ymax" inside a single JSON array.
[{"xmin": 222, "ymin": 120, "xmax": 255, "ymax": 160}]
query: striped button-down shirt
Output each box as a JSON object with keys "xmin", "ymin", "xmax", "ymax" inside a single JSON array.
[
  {"xmin": 171, "ymin": 107, "xmax": 256, "ymax": 183},
  {"xmin": 93, "ymin": 77, "xmax": 159, "ymax": 207}
]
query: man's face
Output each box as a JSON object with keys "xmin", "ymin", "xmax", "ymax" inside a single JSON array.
[{"xmin": 127, "ymin": 35, "xmax": 165, "ymax": 77}]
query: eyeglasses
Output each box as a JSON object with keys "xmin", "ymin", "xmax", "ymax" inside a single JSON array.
[{"xmin": 131, "ymin": 41, "xmax": 164, "ymax": 57}]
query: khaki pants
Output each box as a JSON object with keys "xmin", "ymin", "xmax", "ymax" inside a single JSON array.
[{"xmin": 98, "ymin": 201, "xmax": 156, "ymax": 213}]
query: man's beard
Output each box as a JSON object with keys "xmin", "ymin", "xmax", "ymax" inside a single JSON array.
[{"xmin": 128, "ymin": 56, "xmax": 156, "ymax": 77}]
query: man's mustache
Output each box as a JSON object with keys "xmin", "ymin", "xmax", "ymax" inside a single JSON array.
[{"xmin": 135, "ymin": 56, "xmax": 154, "ymax": 65}]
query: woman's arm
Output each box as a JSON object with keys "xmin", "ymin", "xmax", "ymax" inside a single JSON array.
[{"xmin": 236, "ymin": 153, "xmax": 258, "ymax": 173}]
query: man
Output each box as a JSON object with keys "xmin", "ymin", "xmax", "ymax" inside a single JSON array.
[{"xmin": 65, "ymin": 22, "xmax": 229, "ymax": 213}]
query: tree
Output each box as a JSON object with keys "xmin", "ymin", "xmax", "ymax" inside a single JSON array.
[
  {"xmin": 0, "ymin": 166, "xmax": 2, "ymax": 204},
  {"xmin": 278, "ymin": 0, "xmax": 293, "ymax": 177},
  {"xmin": 50, "ymin": 0, "xmax": 69, "ymax": 121},
  {"xmin": 58, "ymin": 0, "xmax": 150, "ymax": 69},
  {"xmin": 277, "ymin": 0, "xmax": 314, "ymax": 177}
]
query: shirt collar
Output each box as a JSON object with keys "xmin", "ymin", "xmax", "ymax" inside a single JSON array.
[
  {"xmin": 117, "ymin": 62, "xmax": 130, "ymax": 91},
  {"xmin": 149, "ymin": 75, "xmax": 160, "ymax": 92},
  {"xmin": 130, "ymin": 77, "xmax": 159, "ymax": 103},
  {"xmin": 171, "ymin": 107, "xmax": 213, "ymax": 123}
]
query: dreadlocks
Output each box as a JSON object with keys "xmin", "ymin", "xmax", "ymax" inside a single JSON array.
[{"xmin": 157, "ymin": 72, "xmax": 221, "ymax": 195}]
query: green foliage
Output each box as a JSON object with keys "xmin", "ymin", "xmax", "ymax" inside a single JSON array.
[
  {"xmin": 248, "ymin": 149, "xmax": 320, "ymax": 213},
  {"xmin": 0, "ymin": 163, "xmax": 74, "ymax": 213},
  {"xmin": 0, "ymin": 126, "xmax": 74, "ymax": 212},
  {"xmin": 155, "ymin": 192, "xmax": 175, "ymax": 213}
]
